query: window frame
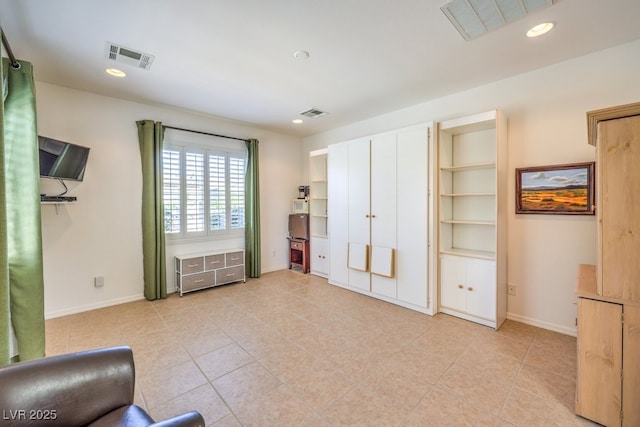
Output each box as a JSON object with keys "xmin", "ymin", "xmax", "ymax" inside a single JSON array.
[{"xmin": 163, "ymin": 139, "xmax": 247, "ymax": 243}]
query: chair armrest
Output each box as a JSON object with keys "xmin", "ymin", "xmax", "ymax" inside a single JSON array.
[
  {"xmin": 151, "ymin": 411, "xmax": 205, "ymax": 427},
  {"xmin": 0, "ymin": 346, "xmax": 135, "ymax": 426}
]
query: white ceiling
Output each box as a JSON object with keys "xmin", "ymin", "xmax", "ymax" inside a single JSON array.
[{"xmin": 1, "ymin": 0, "xmax": 639, "ymax": 137}]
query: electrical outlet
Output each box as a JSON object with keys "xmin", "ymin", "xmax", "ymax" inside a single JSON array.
[
  {"xmin": 508, "ymin": 284, "xmax": 516, "ymax": 296},
  {"xmin": 94, "ymin": 276, "xmax": 105, "ymax": 288}
]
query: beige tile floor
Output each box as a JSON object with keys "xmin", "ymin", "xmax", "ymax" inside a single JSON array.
[{"xmin": 45, "ymin": 270, "xmax": 598, "ymax": 426}]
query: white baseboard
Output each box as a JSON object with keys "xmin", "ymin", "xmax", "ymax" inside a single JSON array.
[
  {"xmin": 45, "ymin": 294, "xmax": 146, "ymax": 319},
  {"xmin": 261, "ymin": 264, "xmax": 289, "ymax": 274},
  {"xmin": 507, "ymin": 312, "xmax": 577, "ymax": 337}
]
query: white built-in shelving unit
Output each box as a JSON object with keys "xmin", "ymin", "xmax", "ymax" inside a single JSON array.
[
  {"xmin": 437, "ymin": 110, "xmax": 507, "ymax": 329},
  {"xmin": 309, "ymin": 148, "xmax": 329, "ymax": 277}
]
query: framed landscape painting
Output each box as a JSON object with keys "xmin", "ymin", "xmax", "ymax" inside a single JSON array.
[{"xmin": 516, "ymin": 162, "xmax": 595, "ymax": 215}]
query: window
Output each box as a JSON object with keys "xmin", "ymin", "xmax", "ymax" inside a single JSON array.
[{"xmin": 163, "ymin": 143, "xmax": 246, "ymax": 240}]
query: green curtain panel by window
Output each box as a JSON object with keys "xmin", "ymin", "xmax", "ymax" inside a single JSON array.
[
  {"xmin": 0, "ymin": 58, "xmax": 45, "ymax": 365},
  {"xmin": 136, "ymin": 120, "xmax": 167, "ymax": 300},
  {"xmin": 245, "ymin": 138, "xmax": 261, "ymax": 278}
]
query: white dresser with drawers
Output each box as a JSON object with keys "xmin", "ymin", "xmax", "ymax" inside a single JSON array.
[{"xmin": 175, "ymin": 249, "xmax": 245, "ymax": 296}]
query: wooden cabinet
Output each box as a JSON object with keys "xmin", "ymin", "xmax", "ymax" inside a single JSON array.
[
  {"xmin": 437, "ymin": 110, "xmax": 507, "ymax": 329},
  {"xmin": 288, "ymin": 238, "xmax": 309, "ymax": 273},
  {"xmin": 575, "ymin": 102, "xmax": 640, "ymax": 426},
  {"xmin": 595, "ymin": 112, "xmax": 640, "ymax": 301},
  {"xmin": 309, "ymin": 149, "xmax": 329, "ymax": 277},
  {"xmin": 327, "ymin": 124, "xmax": 435, "ymax": 314},
  {"xmin": 575, "ymin": 292, "xmax": 640, "ymax": 427},
  {"xmin": 576, "ymin": 297, "xmax": 623, "ymax": 426},
  {"xmin": 175, "ymin": 249, "xmax": 245, "ymax": 296}
]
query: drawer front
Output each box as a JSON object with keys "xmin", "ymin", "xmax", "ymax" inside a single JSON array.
[
  {"xmin": 216, "ymin": 265, "xmax": 244, "ymax": 285},
  {"xmin": 180, "ymin": 271, "xmax": 215, "ymax": 292},
  {"xmin": 180, "ymin": 256, "xmax": 204, "ymax": 274},
  {"xmin": 291, "ymin": 241, "xmax": 303, "ymax": 250},
  {"xmin": 205, "ymin": 254, "xmax": 225, "ymax": 270},
  {"xmin": 225, "ymin": 251, "xmax": 244, "ymax": 267}
]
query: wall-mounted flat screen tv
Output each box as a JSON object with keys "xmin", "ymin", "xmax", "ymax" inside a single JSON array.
[{"xmin": 38, "ymin": 136, "xmax": 90, "ymax": 181}]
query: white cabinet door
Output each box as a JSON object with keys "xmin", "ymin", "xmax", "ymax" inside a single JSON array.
[
  {"xmin": 397, "ymin": 127, "xmax": 429, "ymax": 308},
  {"xmin": 370, "ymin": 134, "xmax": 397, "ymax": 298},
  {"xmin": 440, "ymin": 254, "xmax": 496, "ymax": 322},
  {"xmin": 328, "ymin": 142, "xmax": 349, "ymax": 287},
  {"xmin": 465, "ymin": 259, "xmax": 496, "ymax": 320},
  {"xmin": 440, "ymin": 255, "xmax": 467, "ymax": 312},
  {"xmin": 310, "ymin": 236, "xmax": 328, "ymax": 276},
  {"xmin": 348, "ymin": 139, "xmax": 371, "ymax": 291}
]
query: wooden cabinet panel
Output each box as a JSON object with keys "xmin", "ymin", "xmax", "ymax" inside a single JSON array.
[
  {"xmin": 576, "ymin": 298, "xmax": 622, "ymax": 427},
  {"xmin": 599, "ymin": 116, "xmax": 640, "ymax": 301},
  {"xmin": 623, "ymin": 304, "xmax": 640, "ymax": 427},
  {"xmin": 578, "ymin": 103, "xmax": 640, "ymax": 426}
]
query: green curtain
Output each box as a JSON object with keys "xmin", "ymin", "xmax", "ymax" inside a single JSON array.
[
  {"xmin": 245, "ymin": 138, "xmax": 261, "ymax": 278},
  {"xmin": 136, "ymin": 120, "xmax": 166, "ymax": 300},
  {"xmin": 0, "ymin": 58, "xmax": 45, "ymax": 365}
]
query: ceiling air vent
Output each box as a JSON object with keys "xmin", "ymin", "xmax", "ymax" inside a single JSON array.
[
  {"xmin": 441, "ymin": 0, "xmax": 556, "ymax": 41},
  {"xmin": 105, "ymin": 42, "xmax": 155, "ymax": 70},
  {"xmin": 300, "ymin": 108, "xmax": 329, "ymax": 119}
]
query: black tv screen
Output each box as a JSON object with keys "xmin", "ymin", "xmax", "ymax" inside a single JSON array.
[{"xmin": 38, "ymin": 136, "xmax": 90, "ymax": 181}]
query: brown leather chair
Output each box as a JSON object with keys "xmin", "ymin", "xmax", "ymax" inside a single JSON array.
[{"xmin": 0, "ymin": 346, "xmax": 204, "ymax": 426}]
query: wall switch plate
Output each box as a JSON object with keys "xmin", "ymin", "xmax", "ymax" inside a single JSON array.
[
  {"xmin": 94, "ymin": 276, "xmax": 105, "ymax": 288},
  {"xmin": 508, "ymin": 284, "xmax": 516, "ymax": 296}
]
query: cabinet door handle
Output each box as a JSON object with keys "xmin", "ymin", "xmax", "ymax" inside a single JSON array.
[
  {"xmin": 194, "ymin": 279, "xmax": 204, "ymax": 283},
  {"xmin": 467, "ymin": 287, "xmax": 474, "ymax": 291},
  {"xmin": 365, "ymin": 214, "xmax": 370, "ymax": 218},
  {"xmin": 458, "ymin": 284, "xmax": 464, "ymax": 289},
  {"xmin": 188, "ymin": 263, "xmax": 199, "ymax": 268}
]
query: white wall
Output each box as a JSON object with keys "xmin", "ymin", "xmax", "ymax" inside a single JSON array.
[
  {"xmin": 37, "ymin": 83, "xmax": 302, "ymax": 318},
  {"xmin": 303, "ymin": 39, "xmax": 640, "ymax": 335}
]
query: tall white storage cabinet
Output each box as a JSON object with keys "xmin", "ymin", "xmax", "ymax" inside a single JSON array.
[
  {"xmin": 309, "ymin": 149, "xmax": 329, "ymax": 277},
  {"xmin": 328, "ymin": 142, "xmax": 349, "ymax": 287},
  {"xmin": 437, "ymin": 110, "xmax": 507, "ymax": 329},
  {"xmin": 327, "ymin": 124, "xmax": 435, "ymax": 314}
]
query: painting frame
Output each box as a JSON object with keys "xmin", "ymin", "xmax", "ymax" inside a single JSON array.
[{"xmin": 515, "ymin": 162, "xmax": 595, "ymax": 215}]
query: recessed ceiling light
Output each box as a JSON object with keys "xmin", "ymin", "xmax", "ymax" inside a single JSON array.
[
  {"xmin": 293, "ymin": 50, "xmax": 310, "ymax": 60},
  {"xmin": 527, "ymin": 22, "xmax": 555, "ymax": 38},
  {"xmin": 292, "ymin": 119, "xmax": 303, "ymax": 124},
  {"xmin": 106, "ymin": 68, "xmax": 126, "ymax": 77}
]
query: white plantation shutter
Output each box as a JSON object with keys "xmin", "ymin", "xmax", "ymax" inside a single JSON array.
[
  {"xmin": 229, "ymin": 156, "xmax": 245, "ymax": 229},
  {"xmin": 162, "ymin": 149, "xmax": 181, "ymax": 234},
  {"xmin": 162, "ymin": 143, "xmax": 246, "ymax": 239},
  {"xmin": 185, "ymin": 151, "xmax": 205, "ymax": 233},
  {"xmin": 209, "ymin": 154, "xmax": 226, "ymax": 231}
]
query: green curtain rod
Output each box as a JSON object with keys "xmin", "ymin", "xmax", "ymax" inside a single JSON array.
[
  {"xmin": 163, "ymin": 125, "xmax": 251, "ymax": 143},
  {"xmin": 1, "ymin": 29, "xmax": 20, "ymax": 68}
]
